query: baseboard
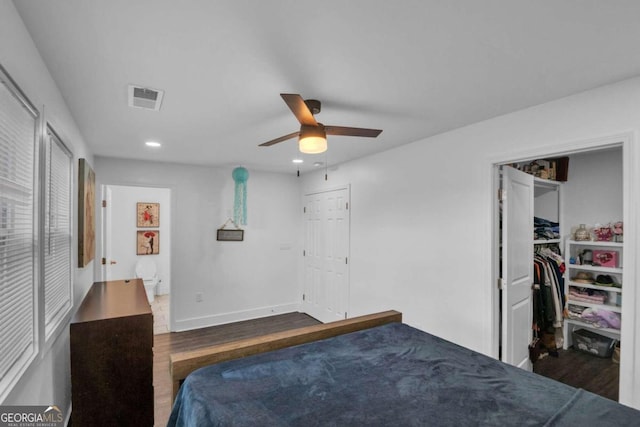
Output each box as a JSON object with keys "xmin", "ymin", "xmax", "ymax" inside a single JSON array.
[{"xmin": 173, "ymin": 302, "xmax": 302, "ymax": 332}]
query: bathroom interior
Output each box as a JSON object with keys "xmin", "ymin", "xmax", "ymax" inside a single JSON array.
[{"xmin": 100, "ymin": 184, "xmax": 171, "ymax": 334}]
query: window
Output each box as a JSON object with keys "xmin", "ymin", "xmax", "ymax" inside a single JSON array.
[
  {"xmin": 43, "ymin": 126, "xmax": 72, "ymax": 341},
  {"xmin": 0, "ymin": 64, "xmax": 74, "ymax": 402},
  {"xmin": 0, "ymin": 65, "xmax": 39, "ymax": 401}
]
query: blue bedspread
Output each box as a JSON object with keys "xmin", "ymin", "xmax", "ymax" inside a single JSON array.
[{"xmin": 168, "ymin": 323, "xmax": 640, "ymax": 426}]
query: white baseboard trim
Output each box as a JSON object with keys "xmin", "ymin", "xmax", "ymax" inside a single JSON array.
[{"xmin": 173, "ymin": 302, "xmax": 302, "ymax": 332}]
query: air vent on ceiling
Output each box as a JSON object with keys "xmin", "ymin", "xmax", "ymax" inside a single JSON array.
[{"xmin": 128, "ymin": 85, "xmax": 164, "ymax": 111}]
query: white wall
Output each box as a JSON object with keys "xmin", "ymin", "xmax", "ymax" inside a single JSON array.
[
  {"xmin": 94, "ymin": 157, "xmax": 302, "ymax": 331},
  {"xmin": 106, "ymin": 185, "xmax": 171, "ymax": 295},
  {"xmin": 0, "ymin": 0, "xmax": 94, "ymax": 416},
  {"xmin": 533, "ymin": 148, "xmax": 623, "ymax": 239},
  {"xmin": 563, "ymin": 148, "xmax": 623, "ymax": 233},
  {"xmin": 300, "ymin": 77, "xmax": 640, "ymax": 408}
]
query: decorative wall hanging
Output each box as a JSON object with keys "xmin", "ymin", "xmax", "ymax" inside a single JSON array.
[
  {"xmin": 232, "ymin": 166, "xmax": 249, "ymax": 225},
  {"xmin": 78, "ymin": 158, "xmax": 95, "ymax": 267},
  {"xmin": 137, "ymin": 230, "xmax": 160, "ymax": 255},
  {"xmin": 137, "ymin": 202, "xmax": 160, "ymax": 227},
  {"xmin": 217, "ymin": 218, "xmax": 244, "ymax": 241}
]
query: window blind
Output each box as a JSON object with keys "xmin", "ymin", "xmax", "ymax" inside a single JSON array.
[
  {"xmin": 0, "ymin": 71, "xmax": 38, "ymax": 394},
  {"xmin": 43, "ymin": 127, "xmax": 72, "ymax": 339}
]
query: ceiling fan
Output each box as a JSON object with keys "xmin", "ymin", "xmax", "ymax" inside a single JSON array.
[{"xmin": 259, "ymin": 93, "xmax": 382, "ymax": 154}]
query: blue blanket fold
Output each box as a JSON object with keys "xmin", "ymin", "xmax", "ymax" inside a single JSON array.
[{"xmin": 168, "ymin": 323, "xmax": 639, "ymax": 426}]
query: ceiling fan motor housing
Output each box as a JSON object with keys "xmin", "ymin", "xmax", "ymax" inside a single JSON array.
[{"xmin": 304, "ymin": 99, "xmax": 321, "ymax": 115}]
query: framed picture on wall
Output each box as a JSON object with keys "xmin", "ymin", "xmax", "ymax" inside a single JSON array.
[
  {"xmin": 137, "ymin": 202, "xmax": 160, "ymax": 227},
  {"xmin": 137, "ymin": 230, "xmax": 159, "ymax": 255},
  {"xmin": 78, "ymin": 158, "xmax": 95, "ymax": 267}
]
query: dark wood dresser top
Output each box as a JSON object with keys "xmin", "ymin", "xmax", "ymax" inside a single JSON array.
[{"xmin": 72, "ymin": 279, "xmax": 151, "ymax": 324}]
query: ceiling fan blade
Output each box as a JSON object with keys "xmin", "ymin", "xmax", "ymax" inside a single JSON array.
[
  {"xmin": 259, "ymin": 131, "xmax": 300, "ymax": 147},
  {"xmin": 325, "ymin": 126, "xmax": 382, "ymax": 138},
  {"xmin": 281, "ymin": 93, "xmax": 318, "ymax": 126}
]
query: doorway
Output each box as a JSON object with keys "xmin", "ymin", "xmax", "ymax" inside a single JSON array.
[
  {"xmin": 492, "ymin": 137, "xmax": 628, "ymax": 401},
  {"xmin": 101, "ymin": 184, "xmax": 172, "ymax": 334},
  {"xmin": 303, "ymin": 186, "xmax": 350, "ymax": 323}
]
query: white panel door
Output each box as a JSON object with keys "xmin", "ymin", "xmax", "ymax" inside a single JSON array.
[
  {"xmin": 303, "ymin": 193, "xmax": 323, "ymax": 319},
  {"xmin": 501, "ymin": 166, "xmax": 534, "ymax": 370},
  {"xmin": 303, "ymin": 188, "xmax": 350, "ymax": 323},
  {"xmin": 101, "ymin": 184, "xmax": 133, "ymax": 280}
]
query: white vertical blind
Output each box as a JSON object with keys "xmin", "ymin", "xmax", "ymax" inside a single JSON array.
[
  {"xmin": 43, "ymin": 127, "xmax": 72, "ymax": 339},
  {"xmin": 0, "ymin": 71, "xmax": 38, "ymax": 391}
]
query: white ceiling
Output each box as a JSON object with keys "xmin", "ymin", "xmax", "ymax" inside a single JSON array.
[{"xmin": 13, "ymin": 0, "xmax": 640, "ymax": 174}]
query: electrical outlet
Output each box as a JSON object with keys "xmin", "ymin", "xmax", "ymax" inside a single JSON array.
[{"xmin": 195, "ymin": 292, "xmax": 203, "ymax": 302}]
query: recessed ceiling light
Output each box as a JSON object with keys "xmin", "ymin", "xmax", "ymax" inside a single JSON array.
[
  {"xmin": 145, "ymin": 141, "xmax": 161, "ymax": 148},
  {"xmin": 313, "ymin": 162, "xmax": 324, "ymax": 167},
  {"xmin": 292, "ymin": 159, "xmax": 304, "ymax": 164}
]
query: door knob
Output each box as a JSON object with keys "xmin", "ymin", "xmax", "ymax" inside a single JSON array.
[{"xmin": 110, "ymin": 260, "xmax": 117, "ymax": 265}]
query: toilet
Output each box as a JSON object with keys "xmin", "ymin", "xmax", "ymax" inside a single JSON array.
[{"xmin": 135, "ymin": 258, "xmax": 159, "ymax": 303}]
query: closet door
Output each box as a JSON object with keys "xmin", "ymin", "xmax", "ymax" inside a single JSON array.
[
  {"xmin": 303, "ymin": 188, "xmax": 350, "ymax": 323},
  {"xmin": 501, "ymin": 166, "xmax": 534, "ymax": 370}
]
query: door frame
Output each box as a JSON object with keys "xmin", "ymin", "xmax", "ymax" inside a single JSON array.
[
  {"xmin": 489, "ymin": 131, "xmax": 637, "ymax": 405},
  {"xmin": 99, "ymin": 183, "xmax": 173, "ymax": 331}
]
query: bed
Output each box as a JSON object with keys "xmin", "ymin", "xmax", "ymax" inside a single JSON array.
[{"xmin": 168, "ymin": 310, "xmax": 639, "ymax": 426}]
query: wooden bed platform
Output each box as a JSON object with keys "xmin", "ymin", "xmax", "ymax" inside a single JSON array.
[{"xmin": 170, "ymin": 310, "xmax": 402, "ymax": 400}]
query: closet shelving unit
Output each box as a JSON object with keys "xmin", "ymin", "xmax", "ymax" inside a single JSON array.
[
  {"xmin": 533, "ymin": 177, "xmax": 562, "ymax": 246},
  {"xmin": 563, "ymin": 239, "xmax": 623, "ymax": 349}
]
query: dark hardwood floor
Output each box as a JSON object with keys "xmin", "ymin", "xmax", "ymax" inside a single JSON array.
[
  {"xmin": 533, "ymin": 347, "xmax": 620, "ymax": 401},
  {"xmin": 153, "ymin": 312, "xmax": 320, "ymax": 426}
]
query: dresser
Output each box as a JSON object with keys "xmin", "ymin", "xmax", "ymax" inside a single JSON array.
[{"xmin": 70, "ymin": 279, "xmax": 153, "ymax": 426}]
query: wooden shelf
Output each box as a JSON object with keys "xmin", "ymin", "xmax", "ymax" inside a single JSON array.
[
  {"xmin": 534, "ymin": 239, "xmax": 561, "ymax": 245},
  {"xmin": 565, "ymin": 318, "xmax": 621, "ymax": 336},
  {"xmin": 566, "ymin": 299, "xmax": 621, "ymax": 313},
  {"xmin": 567, "ymin": 281, "xmax": 621, "ymax": 293},
  {"xmin": 566, "ymin": 239, "xmax": 623, "ymax": 248},
  {"xmin": 566, "ymin": 264, "xmax": 623, "ymax": 274}
]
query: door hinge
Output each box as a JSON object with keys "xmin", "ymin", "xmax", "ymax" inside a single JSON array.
[
  {"xmin": 102, "ymin": 200, "xmax": 107, "ymax": 207},
  {"xmin": 498, "ymin": 188, "xmax": 506, "ymax": 201},
  {"xmin": 303, "ymin": 206, "xmax": 306, "ymax": 213},
  {"xmin": 345, "ymin": 257, "xmax": 348, "ymax": 264},
  {"xmin": 344, "ymin": 313, "xmax": 347, "ymax": 319},
  {"xmin": 498, "ymin": 277, "xmax": 504, "ymax": 290},
  {"xmin": 303, "ymin": 250, "xmax": 306, "ymax": 256},
  {"xmin": 346, "ymin": 202, "xmax": 349, "ymax": 210},
  {"xmin": 101, "ymin": 257, "xmax": 106, "ymax": 265},
  {"xmin": 302, "ymin": 293, "xmax": 306, "ymax": 301}
]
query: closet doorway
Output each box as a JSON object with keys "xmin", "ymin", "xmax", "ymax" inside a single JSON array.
[{"xmin": 492, "ymin": 136, "xmax": 630, "ymax": 402}]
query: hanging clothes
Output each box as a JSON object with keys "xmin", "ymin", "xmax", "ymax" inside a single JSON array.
[{"xmin": 533, "ymin": 246, "xmax": 565, "ymax": 332}]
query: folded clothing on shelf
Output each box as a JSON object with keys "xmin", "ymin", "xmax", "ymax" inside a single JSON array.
[
  {"xmin": 568, "ymin": 288, "xmax": 607, "ymax": 304},
  {"xmin": 579, "ymin": 308, "xmax": 621, "ymax": 330},
  {"xmin": 534, "ymin": 216, "xmax": 560, "ymax": 240}
]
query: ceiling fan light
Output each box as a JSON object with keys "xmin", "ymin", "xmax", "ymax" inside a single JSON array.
[
  {"xmin": 298, "ymin": 125, "xmax": 327, "ymax": 154},
  {"xmin": 299, "ymin": 136, "xmax": 327, "ymax": 154}
]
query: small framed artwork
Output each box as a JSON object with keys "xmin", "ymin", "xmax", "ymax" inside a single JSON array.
[
  {"xmin": 137, "ymin": 230, "xmax": 160, "ymax": 255},
  {"xmin": 137, "ymin": 202, "xmax": 160, "ymax": 227},
  {"xmin": 217, "ymin": 229, "xmax": 244, "ymax": 241}
]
